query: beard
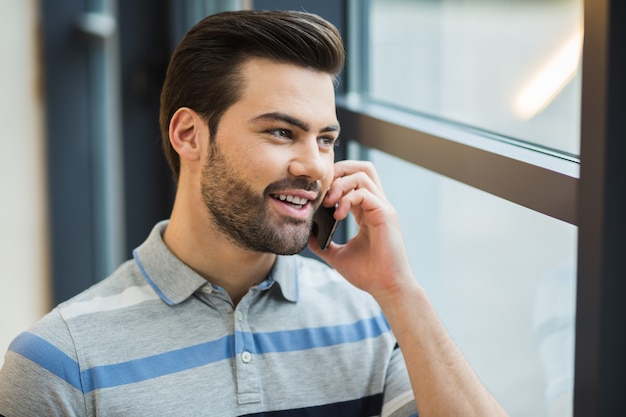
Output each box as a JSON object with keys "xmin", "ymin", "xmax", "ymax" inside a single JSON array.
[{"xmin": 200, "ymin": 143, "xmax": 321, "ymax": 255}]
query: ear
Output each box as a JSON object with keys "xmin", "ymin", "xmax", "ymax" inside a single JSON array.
[{"xmin": 168, "ymin": 107, "xmax": 206, "ymax": 163}]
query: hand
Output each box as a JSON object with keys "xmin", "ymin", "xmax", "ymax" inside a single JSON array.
[{"xmin": 308, "ymin": 160, "xmax": 415, "ymax": 301}]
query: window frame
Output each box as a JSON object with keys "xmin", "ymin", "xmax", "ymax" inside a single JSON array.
[
  {"xmin": 573, "ymin": 0, "xmax": 626, "ymax": 415},
  {"xmin": 336, "ymin": 97, "xmax": 579, "ymax": 225}
]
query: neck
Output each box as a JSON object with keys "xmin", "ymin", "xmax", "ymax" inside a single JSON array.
[{"xmin": 164, "ymin": 189, "xmax": 276, "ymax": 305}]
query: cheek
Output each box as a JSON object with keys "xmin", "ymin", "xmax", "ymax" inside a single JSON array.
[
  {"xmin": 240, "ymin": 147, "xmax": 285, "ymax": 185},
  {"xmin": 323, "ymin": 160, "xmax": 335, "ymax": 191}
]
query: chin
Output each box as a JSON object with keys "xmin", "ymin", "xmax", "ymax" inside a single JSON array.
[
  {"xmin": 265, "ymin": 227, "xmax": 311, "ymax": 255},
  {"xmin": 269, "ymin": 237, "xmax": 310, "ymax": 256}
]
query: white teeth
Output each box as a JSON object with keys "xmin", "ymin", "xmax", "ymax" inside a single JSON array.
[{"xmin": 274, "ymin": 194, "xmax": 308, "ymax": 205}]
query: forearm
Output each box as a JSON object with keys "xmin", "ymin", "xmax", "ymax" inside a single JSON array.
[{"xmin": 375, "ymin": 280, "xmax": 508, "ymax": 417}]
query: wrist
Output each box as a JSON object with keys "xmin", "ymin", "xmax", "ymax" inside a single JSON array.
[{"xmin": 373, "ymin": 276, "xmax": 425, "ymax": 313}]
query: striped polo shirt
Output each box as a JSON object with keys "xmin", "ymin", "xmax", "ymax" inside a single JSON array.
[{"xmin": 0, "ymin": 221, "xmax": 417, "ymax": 416}]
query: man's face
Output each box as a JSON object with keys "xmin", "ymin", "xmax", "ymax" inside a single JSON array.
[{"xmin": 200, "ymin": 58, "xmax": 339, "ymax": 255}]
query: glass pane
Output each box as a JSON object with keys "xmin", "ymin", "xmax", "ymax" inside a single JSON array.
[
  {"xmin": 368, "ymin": 0, "xmax": 583, "ymax": 156},
  {"xmin": 365, "ymin": 148, "xmax": 577, "ymax": 417}
]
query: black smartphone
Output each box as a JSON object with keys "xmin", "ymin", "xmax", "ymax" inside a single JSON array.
[{"xmin": 312, "ymin": 205, "xmax": 340, "ymax": 250}]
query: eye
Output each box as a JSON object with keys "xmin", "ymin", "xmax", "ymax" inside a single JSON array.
[
  {"xmin": 266, "ymin": 128, "xmax": 292, "ymax": 139},
  {"xmin": 318, "ymin": 135, "xmax": 339, "ymax": 149}
]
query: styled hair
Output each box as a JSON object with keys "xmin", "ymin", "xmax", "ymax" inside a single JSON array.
[{"xmin": 159, "ymin": 10, "xmax": 345, "ymax": 181}]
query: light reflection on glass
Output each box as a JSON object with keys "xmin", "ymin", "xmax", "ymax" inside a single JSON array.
[{"xmin": 369, "ymin": 0, "xmax": 583, "ymax": 155}]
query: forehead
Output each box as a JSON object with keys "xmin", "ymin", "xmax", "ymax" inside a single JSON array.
[{"xmin": 233, "ymin": 58, "xmax": 338, "ymax": 126}]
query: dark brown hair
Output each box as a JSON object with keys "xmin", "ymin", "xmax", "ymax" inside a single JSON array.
[{"xmin": 159, "ymin": 10, "xmax": 345, "ymax": 181}]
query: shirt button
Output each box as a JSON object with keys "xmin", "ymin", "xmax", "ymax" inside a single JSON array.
[
  {"xmin": 202, "ymin": 285, "xmax": 213, "ymax": 294},
  {"xmin": 241, "ymin": 351, "xmax": 252, "ymax": 363},
  {"xmin": 236, "ymin": 311, "xmax": 244, "ymax": 321}
]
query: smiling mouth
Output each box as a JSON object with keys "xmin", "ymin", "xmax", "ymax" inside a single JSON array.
[{"xmin": 271, "ymin": 194, "xmax": 309, "ymax": 209}]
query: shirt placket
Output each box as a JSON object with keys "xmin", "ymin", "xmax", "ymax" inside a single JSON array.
[{"xmin": 233, "ymin": 294, "xmax": 261, "ymax": 404}]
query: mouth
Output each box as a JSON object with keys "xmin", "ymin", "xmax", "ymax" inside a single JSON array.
[{"xmin": 271, "ymin": 194, "xmax": 310, "ymax": 210}]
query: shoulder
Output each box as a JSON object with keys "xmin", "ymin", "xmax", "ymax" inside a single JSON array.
[
  {"xmin": 59, "ymin": 258, "xmax": 145, "ymax": 307},
  {"xmin": 15, "ymin": 256, "xmax": 137, "ymax": 330},
  {"xmin": 293, "ymin": 254, "xmax": 383, "ymax": 316},
  {"xmin": 295, "ymin": 255, "xmax": 369, "ymax": 294},
  {"xmin": 7, "ymin": 258, "xmax": 149, "ymax": 367},
  {"xmin": 0, "ymin": 259, "xmax": 155, "ymax": 407}
]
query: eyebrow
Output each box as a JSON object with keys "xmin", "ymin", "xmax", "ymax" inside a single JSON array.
[{"xmin": 250, "ymin": 112, "xmax": 341, "ymax": 134}]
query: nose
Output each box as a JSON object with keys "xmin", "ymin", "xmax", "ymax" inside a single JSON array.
[{"xmin": 288, "ymin": 137, "xmax": 328, "ymax": 181}]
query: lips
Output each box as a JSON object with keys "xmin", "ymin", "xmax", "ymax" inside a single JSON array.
[{"xmin": 271, "ymin": 194, "xmax": 309, "ymax": 209}]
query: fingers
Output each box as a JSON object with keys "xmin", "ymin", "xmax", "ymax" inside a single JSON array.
[
  {"xmin": 332, "ymin": 160, "xmax": 383, "ymax": 189},
  {"xmin": 324, "ymin": 160, "xmax": 386, "ymax": 210},
  {"xmin": 334, "ymin": 187, "xmax": 390, "ymax": 225}
]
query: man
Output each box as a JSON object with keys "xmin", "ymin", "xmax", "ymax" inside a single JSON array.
[{"xmin": 0, "ymin": 10, "xmax": 507, "ymax": 416}]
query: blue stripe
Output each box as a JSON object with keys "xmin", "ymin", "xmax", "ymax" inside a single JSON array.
[
  {"xmin": 133, "ymin": 248, "xmax": 174, "ymax": 305},
  {"xmin": 9, "ymin": 332, "xmax": 83, "ymax": 391},
  {"xmin": 83, "ymin": 315, "xmax": 388, "ymax": 391},
  {"xmin": 80, "ymin": 315, "xmax": 388, "ymax": 391},
  {"xmin": 81, "ymin": 334, "xmax": 233, "ymax": 392},
  {"xmin": 11, "ymin": 315, "xmax": 390, "ymax": 393},
  {"xmin": 250, "ymin": 314, "xmax": 390, "ymax": 354}
]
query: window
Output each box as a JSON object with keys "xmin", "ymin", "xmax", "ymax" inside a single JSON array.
[
  {"xmin": 368, "ymin": 0, "xmax": 583, "ymax": 157},
  {"xmin": 341, "ymin": 0, "xmax": 582, "ymax": 415},
  {"xmin": 365, "ymin": 148, "xmax": 577, "ymax": 416}
]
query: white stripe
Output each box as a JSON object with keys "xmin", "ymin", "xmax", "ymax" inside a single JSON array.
[
  {"xmin": 381, "ymin": 389, "xmax": 415, "ymax": 417},
  {"xmin": 61, "ymin": 284, "xmax": 159, "ymax": 319}
]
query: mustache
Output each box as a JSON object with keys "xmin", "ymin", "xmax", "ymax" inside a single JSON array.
[{"xmin": 265, "ymin": 178, "xmax": 322, "ymax": 198}]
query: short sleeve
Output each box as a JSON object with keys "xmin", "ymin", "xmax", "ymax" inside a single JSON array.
[{"xmin": 381, "ymin": 343, "xmax": 418, "ymax": 417}]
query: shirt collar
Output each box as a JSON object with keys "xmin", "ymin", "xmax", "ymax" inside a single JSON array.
[
  {"xmin": 133, "ymin": 221, "xmax": 207, "ymax": 305},
  {"xmin": 133, "ymin": 221, "xmax": 300, "ymax": 305},
  {"xmin": 269, "ymin": 255, "xmax": 299, "ymax": 303}
]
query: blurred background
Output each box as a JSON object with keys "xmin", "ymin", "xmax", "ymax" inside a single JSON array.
[
  {"xmin": 0, "ymin": 0, "xmax": 174, "ymax": 368},
  {"xmin": 0, "ymin": 0, "xmax": 50, "ymax": 372}
]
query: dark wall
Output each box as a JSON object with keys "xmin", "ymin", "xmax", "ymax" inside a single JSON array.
[
  {"xmin": 118, "ymin": 0, "xmax": 176, "ymax": 257},
  {"xmin": 42, "ymin": 0, "xmax": 174, "ymax": 304}
]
